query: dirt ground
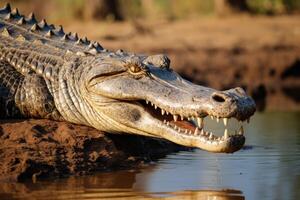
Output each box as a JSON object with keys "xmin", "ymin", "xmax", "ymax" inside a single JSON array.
[
  {"xmin": 65, "ymin": 15, "xmax": 300, "ymax": 111},
  {"xmin": 0, "ymin": 119, "xmax": 186, "ymax": 182}
]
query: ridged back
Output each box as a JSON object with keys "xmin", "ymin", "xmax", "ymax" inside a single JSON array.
[
  {"xmin": 0, "ymin": 3, "xmax": 109, "ymax": 81},
  {"xmin": 0, "ymin": 3, "xmax": 104, "ymax": 57}
]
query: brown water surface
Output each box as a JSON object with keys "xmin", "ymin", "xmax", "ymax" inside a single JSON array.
[{"xmin": 0, "ymin": 112, "xmax": 299, "ymax": 200}]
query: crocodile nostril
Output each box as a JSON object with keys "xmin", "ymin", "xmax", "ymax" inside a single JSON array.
[{"xmin": 212, "ymin": 93, "xmax": 226, "ymax": 103}]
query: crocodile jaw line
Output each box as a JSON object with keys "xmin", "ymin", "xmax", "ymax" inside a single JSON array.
[{"xmin": 138, "ymin": 100, "xmax": 248, "ymax": 153}]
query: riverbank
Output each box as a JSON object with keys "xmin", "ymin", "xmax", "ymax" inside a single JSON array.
[{"xmin": 0, "ymin": 119, "xmax": 187, "ymax": 182}]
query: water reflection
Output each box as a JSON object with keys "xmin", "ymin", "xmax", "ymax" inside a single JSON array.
[
  {"xmin": 0, "ymin": 168, "xmax": 245, "ymax": 199},
  {"xmin": 0, "ymin": 181, "xmax": 244, "ymax": 200},
  {"xmin": 0, "ymin": 112, "xmax": 299, "ymax": 200}
]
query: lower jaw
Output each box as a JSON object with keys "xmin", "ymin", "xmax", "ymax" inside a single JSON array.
[
  {"xmin": 197, "ymin": 135, "xmax": 245, "ymax": 153},
  {"xmin": 162, "ymin": 132, "xmax": 245, "ymax": 153},
  {"xmin": 161, "ymin": 120, "xmax": 246, "ymax": 153}
]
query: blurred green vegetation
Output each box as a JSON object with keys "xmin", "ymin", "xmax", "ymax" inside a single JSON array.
[
  {"xmin": 246, "ymin": 0, "xmax": 300, "ymax": 14},
  {"xmin": 0, "ymin": 0, "xmax": 299, "ymax": 22}
]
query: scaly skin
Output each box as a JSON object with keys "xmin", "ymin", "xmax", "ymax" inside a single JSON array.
[{"xmin": 0, "ymin": 4, "xmax": 256, "ymax": 153}]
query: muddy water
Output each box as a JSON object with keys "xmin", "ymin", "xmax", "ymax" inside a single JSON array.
[{"xmin": 0, "ymin": 112, "xmax": 300, "ymax": 200}]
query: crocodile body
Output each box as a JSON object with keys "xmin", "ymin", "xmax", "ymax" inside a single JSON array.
[{"xmin": 0, "ymin": 4, "xmax": 256, "ymax": 153}]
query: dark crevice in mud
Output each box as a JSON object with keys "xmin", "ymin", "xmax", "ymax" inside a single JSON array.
[
  {"xmin": 234, "ymin": 71, "xmax": 242, "ymax": 80},
  {"xmin": 263, "ymin": 44, "xmax": 295, "ymax": 52},
  {"xmin": 281, "ymin": 59, "xmax": 300, "ymax": 79},
  {"xmin": 0, "ymin": 119, "xmax": 188, "ymax": 182},
  {"xmin": 251, "ymin": 84, "xmax": 267, "ymax": 111},
  {"xmin": 269, "ymin": 68, "xmax": 276, "ymax": 77},
  {"xmin": 282, "ymin": 86, "xmax": 300, "ymax": 103},
  {"xmin": 231, "ymin": 46, "xmax": 246, "ymax": 55}
]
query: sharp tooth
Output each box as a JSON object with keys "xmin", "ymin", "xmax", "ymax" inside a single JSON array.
[
  {"xmin": 210, "ymin": 116, "xmax": 214, "ymax": 120},
  {"xmin": 146, "ymin": 100, "xmax": 149, "ymax": 104},
  {"xmin": 216, "ymin": 118, "xmax": 219, "ymax": 123},
  {"xmin": 239, "ymin": 126, "xmax": 244, "ymax": 135},
  {"xmin": 223, "ymin": 118, "xmax": 228, "ymax": 126},
  {"xmin": 180, "ymin": 115, "xmax": 184, "ymax": 120},
  {"xmin": 167, "ymin": 122, "xmax": 169, "ymax": 126},
  {"xmin": 209, "ymin": 132, "xmax": 213, "ymax": 139},
  {"xmin": 161, "ymin": 109, "xmax": 165, "ymax": 115},
  {"xmin": 174, "ymin": 125, "xmax": 177, "ymax": 130},
  {"xmin": 166, "ymin": 111, "xmax": 169, "ymax": 115},
  {"xmin": 185, "ymin": 129, "xmax": 188, "ymax": 134},
  {"xmin": 151, "ymin": 102, "xmax": 154, "ymax": 106},
  {"xmin": 154, "ymin": 105, "xmax": 157, "ymax": 109},
  {"xmin": 188, "ymin": 117, "xmax": 191, "ymax": 121},
  {"xmin": 189, "ymin": 130, "xmax": 192, "ymax": 135},
  {"xmin": 194, "ymin": 127, "xmax": 199, "ymax": 135},
  {"xmin": 178, "ymin": 127, "xmax": 181, "ymax": 132},
  {"xmin": 200, "ymin": 129, "xmax": 204, "ymax": 135},
  {"xmin": 224, "ymin": 129, "xmax": 229, "ymax": 139},
  {"xmin": 197, "ymin": 117, "xmax": 203, "ymax": 128},
  {"xmin": 163, "ymin": 119, "xmax": 166, "ymax": 123},
  {"xmin": 173, "ymin": 115, "xmax": 178, "ymax": 122},
  {"xmin": 197, "ymin": 117, "xmax": 201, "ymax": 125}
]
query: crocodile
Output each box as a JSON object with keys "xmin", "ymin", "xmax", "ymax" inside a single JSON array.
[{"xmin": 0, "ymin": 4, "xmax": 256, "ymax": 153}]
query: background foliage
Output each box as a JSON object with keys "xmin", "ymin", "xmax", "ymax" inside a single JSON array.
[{"xmin": 0, "ymin": 0, "xmax": 299, "ymax": 23}]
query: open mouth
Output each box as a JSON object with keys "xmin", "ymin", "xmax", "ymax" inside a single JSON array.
[{"xmin": 139, "ymin": 100, "xmax": 250, "ymax": 153}]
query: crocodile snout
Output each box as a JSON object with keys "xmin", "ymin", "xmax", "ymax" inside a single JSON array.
[{"xmin": 206, "ymin": 87, "xmax": 256, "ymax": 120}]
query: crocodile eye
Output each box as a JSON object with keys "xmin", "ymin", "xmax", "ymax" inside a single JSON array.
[{"xmin": 129, "ymin": 64, "xmax": 142, "ymax": 73}]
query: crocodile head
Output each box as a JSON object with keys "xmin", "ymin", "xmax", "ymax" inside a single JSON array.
[{"xmin": 80, "ymin": 54, "xmax": 256, "ymax": 153}]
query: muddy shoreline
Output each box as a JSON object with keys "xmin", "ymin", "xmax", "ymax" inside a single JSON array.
[{"xmin": 0, "ymin": 119, "xmax": 187, "ymax": 182}]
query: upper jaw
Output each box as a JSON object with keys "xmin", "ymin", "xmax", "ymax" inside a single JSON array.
[
  {"xmin": 159, "ymin": 122, "xmax": 246, "ymax": 153},
  {"xmin": 143, "ymin": 92, "xmax": 256, "ymax": 123},
  {"xmin": 147, "ymin": 66, "xmax": 256, "ymax": 119}
]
